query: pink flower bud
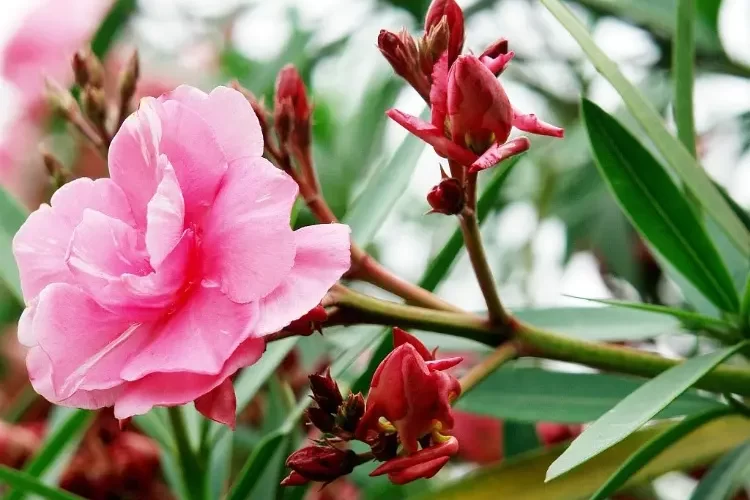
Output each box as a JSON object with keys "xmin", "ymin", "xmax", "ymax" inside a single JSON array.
[
  {"xmin": 425, "ymin": 0, "xmax": 465, "ymax": 65},
  {"xmin": 448, "ymin": 55, "xmax": 513, "ymax": 153},
  {"xmin": 426, "ymin": 177, "xmax": 463, "ymax": 215},
  {"xmin": 274, "ymin": 65, "xmax": 312, "ymax": 149},
  {"xmin": 356, "ymin": 329, "xmax": 462, "ymax": 453},
  {"xmin": 285, "ymin": 446, "xmax": 357, "ymax": 483}
]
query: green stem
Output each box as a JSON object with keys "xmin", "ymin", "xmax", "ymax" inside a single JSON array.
[
  {"xmin": 167, "ymin": 407, "xmax": 205, "ymax": 500},
  {"xmin": 459, "ymin": 210, "xmax": 511, "ymax": 326},
  {"xmin": 330, "ymin": 288, "xmax": 750, "ymax": 396}
]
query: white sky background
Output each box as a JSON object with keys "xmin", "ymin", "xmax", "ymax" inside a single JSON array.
[{"xmin": 1, "ymin": 0, "xmax": 750, "ymax": 312}]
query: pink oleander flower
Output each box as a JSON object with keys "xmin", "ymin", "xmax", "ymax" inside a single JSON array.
[
  {"xmin": 388, "ymin": 52, "xmax": 563, "ymax": 173},
  {"xmin": 12, "ymin": 85, "xmax": 351, "ymax": 427},
  {"xmin": 2, "ymin": 0, "xmax": 114, "ymax": 109},
  {"xmin": 356, "ymin": 328, "xmax": 462, "ymax": 454}
]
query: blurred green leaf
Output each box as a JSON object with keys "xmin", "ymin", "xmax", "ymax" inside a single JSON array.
[
  {"xmin": 0, "ymin": 186, "xmax": 28, "ymax": 303},
  {"xmin": 689, "ymin": 440, "xmax": 750, "ymax": 500},
  {"xmin": 419, "ymin": 155, "xmax": 522, "ymax": 291},
  {"xmin": 512, "ymin": 306, "xmax": 681, "ymax": 341},
  {"xmin": 582, "ymin": 98, "xmax": 739, "ymax": 312},
  {"xmin": 456, "ymin": 367, "xmax": 722, "ymax": 424},
  {"xmin": 568, "ymin": 298, "xmax": 735, "ymax": 337},
  {"xmin": 504, "ymin": 421, "xmax": 541, "ymax": 459},
  {"xmin": 0, "ymin": 465, "xmax": 83, "ymax": 500},
  {"xmin": 226, "ymin": 430, "xmax": 288, "ymax": 500},
  {"xmin": 424, "ymin": 415, "xmax": 750, "ymax": 500},
  {"xmin": 91, "ymin": 0, "xmax": 137, "ymax": 58},
  {"xmin": 205, "ymin": 426, "xmax": 232, "ymax": 500},
  {"xmin": 134, "ymin": 409, "xmax": 175, "ymax": 451},
  {"xmin": 546, "ymin": 340, "xmax": 748, "ymax": 481},
  {"xmin": 8, "ymin": 409, "xmax": 93, "ymax": 500},
  {"xmin": 542, "ymin": 0, "xmax": 750, "ymax": 256},
  {"xmin": 344, "ymin": 110, "xmax": 426, "ymax": 246},
  {"xmin": 591, "ymin": 406, "xmax": 734, "ymax": 500}
]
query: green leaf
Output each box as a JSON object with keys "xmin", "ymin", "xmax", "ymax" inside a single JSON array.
[
  {"xmin": 591, "ymin": 406, "xmax": 734, "ymax": 500},
  {"xmin": 512, "ymin": 306, "xmax": 682, "ymax": 342},
  {"xmin": 568, "ymin": 297, "xmax": 736, "ymax": 337},
  {"xmin": 0, "ymin": 465, "xmax": 84, "ymax": 500},
  {"xmin": 456, "ymin": 367, "xmax": 722, "ymax": 424},
  {"xmin": 581, "ymin": 98, "xmax": 739, "ymax": 312},
  {"xmin": 91, "ymin": 0, "xmax": 137, "ymax": 57},
  {"xmin": 541, "ymin": 0, "xmax": 750, "ymax": 257},
  {"xmin": 0, "ymin": 186, "xmax": 28, "ymax": 303},
  {"xmin": 205, "ymin": 427, "xmax": 232, "ymax": 500},
  {"xmin": 133, "ymin": 410, "xmax": 175, "ymax": 452},
  {"xmin": 418, "ymin": 155, "xmax": 522, "ymax": 292},
  {"xmin": 689, "ymin": 440, "xmax": 750, "ymax": 500},
  {"xmin": 344, "ymin": 115, "xmax": 426, "ymax": 247},
  {"xmin": 424, "ymin": 415, "xmax": 750, "ymax": 500},
  {"xmin": 13, "ymin": 409, "xmax": 93, "ymax": 496},
  {"xmin": 504, "ymin": 421, "xmax": 541, "ymax": 459},
  {"xmin": 546, "ymin": 341, "xmax": 749, "ymax": 481},
  {"xmin": 673, "ymin": 0, "xmax": 697, "ymax": 157},
  {"xmin": 226, "ymin": 431, "xmax": 288, "ymax": 500}
]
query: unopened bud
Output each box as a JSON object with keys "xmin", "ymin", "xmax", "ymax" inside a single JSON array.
[
  {"xmin": 118, "ymin": 50, "xmax": 140, "ymax": 110},
  {"xmin": 425, "ymin": 16, "xmax": 450, "ymax": 63},
  {"xmin": 425, "ymin": 0, "xmax": 465, "ymax": 65},
  {"xmin": 81, "ymin": 86, "xmax": 107, "ymax": 128},
  {"xmin": 45, "ymin": 78, "xmax": 79, "ymax": 119},
  {"xmin": 337, "ymin": 393, "xmax": 365, "ymax": 433},
  {"xmin": 285, "ymin": 446, "xmax": 357, "ymax": 482},
  {"xmin": 285, "ymin": 304, "xmax": 328, "ymax": 336},
  {"xmin": 378, "ymin": 29, "xmax": 431, "ymax": 101},
  {"xmin": 369, "ymin": 432, "xmax": 400, "ymax": 461},
  {"xmin": 307, "ymin": 406, "xmax": 336, "ymax": 434},
  {"xmin": 427, "ymin": 177, "xmax": 464, "ymax": 215},
  {"xmin": 280, "ymin": 471, "xmax": 309, "ymax": 487},
  {"xmin": 274, "ymin": 65, "xmax": 312, "ymax": 150},
  {"xmin": 378, "ymin": 30, "xmax": 409, "ymax": 79},
  {"xmin": 479, "ymin": 38, "xmax": 513, "ymax": 76},
  {"xmin": 41, "ymin": 149, "xmax": 71, "ymax": 188},
  {"xmin": 309, "ymin": 370, "xmax": 343, "ymax": 414},
  {"xmin": 72, "ymin": 49, "xmax": 104, "ymax": 89}
]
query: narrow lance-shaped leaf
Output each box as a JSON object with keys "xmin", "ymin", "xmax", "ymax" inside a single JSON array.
[
  {"xmin": 591, "ymin": 406, "xmax": 734, "ymax": 500},
  {"xmin": 540, "ymin": 0, "xmax": 750, "ymax": 257},
  {"xmin": 546, "ymin": 340, "xmax": 749, "ymax": 481},
  {"xmin": 0, "ymin": 465, "xmax": 84, "ymax": 500},
  {"xmin": 689, "ymin": 440, "xmax": 750, "ymax": 500},
  {"xmin": 581, "ymin": 98, "xmax": 739, "ymax": 313}
]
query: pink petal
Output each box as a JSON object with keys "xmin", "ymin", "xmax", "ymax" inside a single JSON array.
[
  {"xmin": 256, "ymin": 223, "xmax": 350, "ymax": 334},
  {"xmin": 120, "ymin": 285, "xmax": 259, "ymax": 380},
  {"xmin": 145, "ymin": 156, "xmax": 185, "ymax": 268},
  {"xmin": 469, "ymin": 136, "xmax": 530, "ymax": 173},
  {"xmin": 109, "ymin": 98, "xmax": 228, "ymax": 227},
  {"xmin": 23, "ymin": 283, "xmax": 147, "ymax": 400},
  {"xmin": 386, "ymin": 109, "xmax": 477, "ymax": 166},
  {"xmin": 114, "ymin": 337, "xmax": 265, "ymax": 420},
  {"xmin": 13, "ymin": 178, "xmax": 134, "ymax": 301},
  {"xmin": 480, "ymin": 50, "xmax": 515, "ymax": 76},
  {"xmin": 512, "ymin": 109, "xmax": 564, "ymax": 138},
  {"xmin": 160, "ymin": 85, "xmax": 263, "ymax": 162},
  {"xmin": 195, "ymin": 377, "xmax": 237, "ymax": 429},
  {"xmin": 202, "ymin": 157, "xmax": 298, "ymax": 304}
]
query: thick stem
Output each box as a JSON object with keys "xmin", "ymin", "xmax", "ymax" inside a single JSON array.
[
  {"xmin": 167, "ymin": 407, "xmax": 205, "ymax": 500},
  {"xmin": 459, "ymin": 210, "xmax": 510, "ymax": 326},
  {"xmin": 328, "ymin": 288, "xmax": 750, "ymax": 396},
  {"xmin": 459, "ymin": 343, "xmax": 519, "ymax": 395}
]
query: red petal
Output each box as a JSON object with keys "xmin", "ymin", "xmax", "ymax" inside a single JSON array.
[
  {"xmin": 512, "ymin": 109, "xmax": 564, "ymax": 138},
  {"xmin": 194, "ymin": 377, "xmax": 237, "ymax": 430},
  {"xmin": 388, "ymin": 456, "xmax": 451, "ymax": 484},
  {"xmin": 393, "ymin": 327, "xmax": 433, "ymax": 361}
]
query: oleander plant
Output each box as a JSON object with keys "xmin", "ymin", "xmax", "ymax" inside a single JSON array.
[{"xmin": 0, "ymin": 0, "xmax": 750, "ymax": 498}]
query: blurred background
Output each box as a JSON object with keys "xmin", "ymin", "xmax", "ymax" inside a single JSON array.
[{"xmin": 1, "ymin": 0, "xmax": 750, "ymax": 498}]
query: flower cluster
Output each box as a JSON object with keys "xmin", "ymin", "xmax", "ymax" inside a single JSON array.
[
  {"xmin": 281, "ymin": 328, "xmax": 462, "ymax": 486},
  {"xmin": 379, "ymin": 0, "xmax": 564, "ymax": 214}
]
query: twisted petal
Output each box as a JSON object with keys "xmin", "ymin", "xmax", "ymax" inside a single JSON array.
[
  {"xmin": 512, "ymin": 109, "xmax": 564, "ymax": 138},
  {"xmin": 469, "ymin": 136, "xmax": 530, "ymax": 173},
  {"xmin": 387, "ymin": 109, "xmax": 477, "ymax": 166}
]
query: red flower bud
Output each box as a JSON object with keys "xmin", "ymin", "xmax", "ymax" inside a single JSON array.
[
  {"xmin": 307, "ymin": 406, "xmax": 336, "ymax": 433},
  {"xmin": 338, "ymin": 392, "xmax": 366, "ymax": 432},
  {"xmin": 285, "ymin": 446, "xmax": 357, "ymax": 483},
  {"xmin": 448, "ymin": 55, "xmax": 513, "ymax": 152},
  {"xmin": 280, "ymin": 471, "xmax": 309, "ymax": 486},
  {"xmin": 426, "ymin": 177, "xmax": 463, "ymax": 215},
  {"xmin": 378, "ymin": 29, "xmax": 431, "ymax": 102},
  {"xmin": 425, "ymin": 0, "xmax": 465, "ymax": 65},
  {"xmin": 274, "ymin": 65, "xmax": 312, "ymax": 149},
  {"xmin": 356, "ymin": 329, "xmax": 462, "ymax": 453},
  {"xmin": 309, "ymin": 369, "xmax": 344, "ymax": 414}
]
